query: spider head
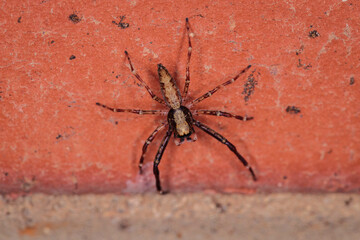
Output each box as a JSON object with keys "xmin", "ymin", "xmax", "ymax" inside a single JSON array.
[
  {"xmin": 167, "ymin": 106, "xmax": 196, "ymax": 145},
  {"xmin": 174, "ymin": 133, "xmax": 197, "ymax": 146}
]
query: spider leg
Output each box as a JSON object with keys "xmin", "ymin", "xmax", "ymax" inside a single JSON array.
[
  {"xmin": 124, "ymin": 51, "xmax": 166, "ymax": 106},
  {"xmin": 188, "ymin": 65, "xmax": 252, "ymax": 107},
  {"xmin": 96, "ymin": 102, "xmax": 167, "ymax": 115},
  {"xmin": 192, "ymin": 110, "xmax": 253, "ymax": 121},
  {"xmin": 193, "ymin": 119, "xmax": 257, "ymax": 181},
  {"xmin": 182, "ymin": 18, "xmax": 193, "ymax": 101},
  {"xmin": 153, "ymin": 128, "xmax": 173, "ymax": 194},
  {"xmin": 139, "ymin": 122, "xmax": 168, "ymax": 174}
]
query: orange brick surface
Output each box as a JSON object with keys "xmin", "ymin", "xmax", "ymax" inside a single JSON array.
[{"xmin": 0, "ymin": 0, "xmax": 359, "ymax": 194}]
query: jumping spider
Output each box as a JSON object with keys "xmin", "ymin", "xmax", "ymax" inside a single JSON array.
[{"xmin": 96, "ymin": 18, "xmax": 257, "ymax": 194}]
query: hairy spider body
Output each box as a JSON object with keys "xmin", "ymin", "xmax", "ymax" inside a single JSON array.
[
  {"xmin": 168, "ymin": 106, "xmax": 195, "ymax": 142},
  {"xmin": 96, "ymin": 18, "xmax": 256, "ymax": 194},
  {"xmin": 158, "ymin": 63, "xmax": 196, "ymax": 143},
  {"xmin": 158, "ymin": 64, "xmax": 182, "ymax": 109}
]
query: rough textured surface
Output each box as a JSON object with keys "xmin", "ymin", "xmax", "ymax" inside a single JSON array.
[
  {"xmin": 0, "ymin": 0, "xmax": 359, "ymax": 194},
  {"xmin": 0, "ymin": 193, "xmax": 359, "ymax": 240}
]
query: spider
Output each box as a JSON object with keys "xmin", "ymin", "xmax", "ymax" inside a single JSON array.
[{"xmin": 96, "ymin": 18, "xmax": 257, "ymax": 194}]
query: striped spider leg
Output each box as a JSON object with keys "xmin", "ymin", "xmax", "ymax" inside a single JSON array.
[
  {"xmin": 96, "ymin": 50, "xmax": 169, "ymax": 179},
  {"xmin": 125, "ymin": 50, "xmax": 167, "ymax": 106},
  {"xmin": 187, "ymin": 65, "xmax": 255, "ymax": 181},
  {"xmin": 192, "ymin": 110, "xmax": 253, "ymax": 121},
  {"xmin": 193, "ymin": 120, "xmax": 257, "ymax": 181},
  {"xmin": 182, "ymin": 18, "xmax": 193, "ymax": 101},
  {"xmin": 95, "ymin": 103, "xmax": 167, "ymax": 116},
  {"xmin": 139, "ymin": 122, "xmax": 168, "ymax": 174},
  {"xmin": 153, "ymin": 128, "xmax": 173, "ymax": 194},
  {"xmin": 187, "ymin": 65, "xmax": 252, "ymax": 108}
]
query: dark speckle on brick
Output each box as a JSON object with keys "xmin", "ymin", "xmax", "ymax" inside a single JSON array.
[
  {"xmin": 296, "ymin": 45, "xmax": 304, "ymax": 55},
  {"xmin": 69, "ymin": 13, "xmax": 81, "ymax": 24},
  {"xmin": 350, "ymin": 77, "xmax": 355, "ymax": 85},
  {"xmin": 286, "ymin": 106, "xmax": 301, "ymax": 114},
  {"xmin": 242, "ymin": 72, "xmax": 258, "ymax": 102},
  {"xmin": 56, "ymin": 134, "xmax": 62, "ymax": 139},
  {"xmin": 297, "ymin": 59, "xmax": 312, "ymax": 70},
  {"xmin": 309, "ymin": 30, "xmax": 320, "ymax": 38},
  {"xmin": 70, "ymin": 55, "xmax": 76, "ymax": 60},
  {"xmin": 112, "ymin": 16, "xmax": 129, "ymax": 29}
]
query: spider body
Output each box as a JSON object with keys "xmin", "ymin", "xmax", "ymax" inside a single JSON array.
[
  {"xmin": 167, "ymin": 106, "xmax": 196, "ymax": 143},
  {"xmin": 96, "ymin": 18, "xmax": 257, "ymax": 194},
  {"xmin": 158, "ymin": 63, "xmax": 196, "ymax": 143},
  {"xmin": 158, "ymin": 64, "xmax": 182, "ymax": 109}
]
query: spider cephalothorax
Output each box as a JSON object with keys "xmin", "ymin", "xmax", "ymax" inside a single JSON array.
[
  {"xmin": 96, "ymin": 18, "xmax": 256, "ymax": 194},
  {"xmin": 167, "ymin": 106, "xmax": 196, "ymax": 145}
]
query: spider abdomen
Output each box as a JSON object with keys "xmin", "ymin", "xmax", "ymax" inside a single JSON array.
[{"xmin": 158, "ymin": 64, "xmax": 182, "ymax": 109}]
